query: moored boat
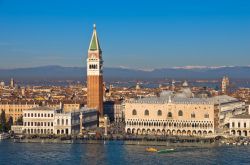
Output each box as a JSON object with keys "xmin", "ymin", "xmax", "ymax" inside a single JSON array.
[
  {"xmin": 157, "ymin": 148, "xmax": 175, "ymax": 153},
  {"xmin": 0, "ymin": 133, "xmax": 10, "ymax": 140},
  {"xmin": 146, "ymin": 147, "xmax": 158, "ymax": 152}
]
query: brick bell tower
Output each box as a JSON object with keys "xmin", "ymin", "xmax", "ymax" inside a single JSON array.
[{"xmin": 87, "ymin": 24, "xmax": 104, "ymax": 118}]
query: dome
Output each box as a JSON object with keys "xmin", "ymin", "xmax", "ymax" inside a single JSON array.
[
  {"xmin": 182, "ymin": 80, "xmax": 189, "ymax": 87},
  {"xmin": 175, "ymin": 87, "xmax": 193, "ymax": 98}
]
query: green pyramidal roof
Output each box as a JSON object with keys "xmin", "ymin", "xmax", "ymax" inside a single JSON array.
[{"xmin": 89, "ymin": 24, "xmax": 101, "ymax": 51}]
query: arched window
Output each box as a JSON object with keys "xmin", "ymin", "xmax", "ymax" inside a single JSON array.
[
  {"xmin": 144, "ymin": 110, "xmax": 149, "ymax": 116},
  {"xmin": 66, "ymin": 119, "xmax": 68, "ymax": 125},
  {"xmin": 132, "ymin": 109, "xmax": 137, "ymax": 115},
  {"xmin": 57, "ymin": 119, "xmax": 60, "ymax": 125},
  {"xmin": 191, "ymin": 112, "xmax": 195, "ymax": 118},
  {"xmin": 157, "ymin": 110, "xmax": 162, "ymax": 116},
  {"xmin": 167, "ymin": 112, "xmax": 172, "ymax": 118},
  {"xmin": 204, "ymin": 113, "xmax": 209, "ymax": 118},
  {"xmin": 62, "ymin": 119, "xmax": 64, "ymax": 125},
  {"xmin": 178, "ymin": 110, "xmax": 183, "ymax": 116}
]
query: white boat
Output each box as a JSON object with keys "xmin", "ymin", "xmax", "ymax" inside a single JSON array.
[
  {"xmin": 0, "ymin": 133, "xmax": 10, "ymax": 140},
  {"xmin": 244, "ymin": 142, "xmax": 248, "ymax": 146}
]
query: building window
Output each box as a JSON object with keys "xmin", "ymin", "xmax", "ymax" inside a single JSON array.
[
  {"xmin": 144, "ymin": 110, "xmax": 149, "ymax": 116},
  {"xmin": 48, "ymin": 114, "xmax": 50, "ymax": 117},
  {"xmin": 238, "ymin": 122, "xmax": 240, "ymax": 128},
  {"xmin": 167, "ymin": 112, "xmax": 172, "ymax": 118},
  {"xmin": 57, "ymin": 119, "xmax": 60, "ymax": 125},
  {"xmin": 204, "ymin": 113, "xmax": 209, "ymax": 118},
  {"xmin": 66, "ymin": 119, "xmax": 68, "ymax": 125},
  {"xmin": 157, "ymin": 110, "xmax": 162, "ymax": 116},
  {"xmin": 191, "ymin": 113, "xmax": 195, "ymax": 118},
  {"xmin": 244, "ymin": 122, "xmax": 246, "ymax": 128},
  {"xmin": 132, "ymin": 109, "xmax": 137, "ymax": 115},
  {"xmin": 178, "ymin": 110, "xmax": 183, "ymax": 116},
  {"xmin": 232, "ymin": 122, "xmax": 235, "ymax": 128}
]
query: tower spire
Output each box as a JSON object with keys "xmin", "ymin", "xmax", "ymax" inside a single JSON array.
[{"xmin": 89, "ymin": 24, "xmax": 101, "ymax": 51}]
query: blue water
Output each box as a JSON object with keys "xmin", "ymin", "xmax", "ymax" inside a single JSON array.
[{"xmin": 1, "ymin": 140, "xmax": 250, "ymax": 165}]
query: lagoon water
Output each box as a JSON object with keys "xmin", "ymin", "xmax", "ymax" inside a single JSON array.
[{"xmin": 1, "ymin": 140, "xmax": 250, "ymax": 165}]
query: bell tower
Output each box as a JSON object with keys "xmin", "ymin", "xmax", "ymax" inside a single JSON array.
[{"xmin": 87, "ymin": 24, "xmax": 104, "ymax": 117}]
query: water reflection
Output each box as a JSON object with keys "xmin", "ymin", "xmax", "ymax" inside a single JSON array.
[{"xmin": 0, "ymin": 141, "xmax": 250, "ymax": 165}]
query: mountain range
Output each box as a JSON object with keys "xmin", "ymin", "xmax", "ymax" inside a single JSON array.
[{"xmin": 0, "ymin": 65, "xmax": 250, "ymax": 80}]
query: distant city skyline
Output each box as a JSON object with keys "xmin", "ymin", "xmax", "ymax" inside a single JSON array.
[{"xmin": 0, "ymin": 0, "xmax": 250, "ymax": 69}]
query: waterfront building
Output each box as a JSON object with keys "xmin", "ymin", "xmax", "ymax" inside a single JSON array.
[
  {"xmin": 22, "ymin": 106, "xmax": 98, "ymax": 135},
  {"xmin": 222, "ymin": 76, "xmax": 229, "ymax": 94},
  {"xmin": 218, "ymin": 97, "xmax": 246, "ymax": 127},
  {"xmin": 228, "ymin": 105, "xmax": 250, "ymax": 137},
  {"xmin": 114, "ymin": 101, "xmax": 125, "ymax": 122},
  {"xmin": 23, "ymin": 106, "xmax": 57, "ymax": 135},
  {"xmin": 229, "ymin": 113, "xmax": 250, "ymax": 137},
  {"xmin": 79, "ymin": 107, "xmax": 98, "ymax": 131},
  {"xmin": 86, "ymin": 24, "xmax": 104, "ymax": 118},
  {"xmin": 125, "ymin": 82, "xmax": 245, "ymax": 137},
  {"xmin": 104, "ymin": 100, "xmax": 124, "ymax": 122},
  {"xmin": 54, "ymin": 107, "xmax": 98, "ymax": 135},
  {"xmin": 54, "ymin": 111, "xmax": 80, "ymax": 135}
]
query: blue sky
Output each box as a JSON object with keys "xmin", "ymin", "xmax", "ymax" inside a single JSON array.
[{"xmin": 0, "ymin": 0, "xmax": 249, "ymax": 69}]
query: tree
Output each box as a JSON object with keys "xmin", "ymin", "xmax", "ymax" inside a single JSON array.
[
  {"xmin": 0, "ymin": 110, "xmax": 7, "ymax": 132},
  {"xmin": 16, "ymin": 115, "xmax": 23, "ymax": 125},
  {"xmin": 6, "ymin": 116, "xmax": 14, "ymax": 131}
]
